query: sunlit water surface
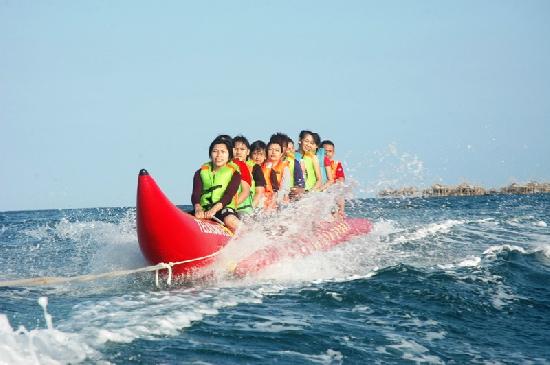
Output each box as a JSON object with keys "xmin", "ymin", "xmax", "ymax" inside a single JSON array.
[{"xmin": 1, "ymin": 194, "xmax": 549, "ymax": 364}]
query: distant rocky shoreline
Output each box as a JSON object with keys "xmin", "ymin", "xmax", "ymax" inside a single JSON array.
[{"xmin": 378, "ymin": 181, "xmax": 550, "ymax": 197}]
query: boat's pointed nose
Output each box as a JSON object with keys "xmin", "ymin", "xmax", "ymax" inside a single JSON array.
[{"xmin": 139, "ymin": 169, "xmax": 149, "ymax": 176}]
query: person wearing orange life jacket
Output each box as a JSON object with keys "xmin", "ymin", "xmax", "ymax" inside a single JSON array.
[
  {"xmin": 269, "ymin": 133, "xmax": 305, "ymax": 201},
  {"xmin": 233, "ymin": 135, "xmax": 266, "ymax": 213},
  {"xmin": 261, "ymin": 139, "xmax": 291, "ymax": 209},
  {"xmin": 250, "ymin": 140, "xmax": 268, "ymax": 208},
  {"xmin": 191, "ymin": 135, "xmax": 242, "ymax": 232}
]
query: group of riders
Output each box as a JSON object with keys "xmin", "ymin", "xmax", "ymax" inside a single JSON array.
[{"xmin": 191, "ymin": 131, "xmax": 346, "ymax": 232}]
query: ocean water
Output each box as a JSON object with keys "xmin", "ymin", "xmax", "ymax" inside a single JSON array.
[{"xmin": 0, "ymin": 194, "xmax": 549, "ymax": 364}]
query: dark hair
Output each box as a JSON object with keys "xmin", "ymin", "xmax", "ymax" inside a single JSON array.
[
  {"xmin": 233, "ymin": 135, "xmax": 250, "ymax": 150},
  {"xmin": 209, "ymin": 134, "xmax": 233, "ymax": 159},
  {"xmin": 321, "ymin": 140, "xmax": 334, "ymax": 147},
  {"xmin": 311, "ymin": 132, "xmax": 321, "ymax": 147},
  {"xmin": 299, "ymin": 130, "xmax": 313, "ymax": 141},
  {"xmin": 269, "ymin": 132, "xmax": 288, "ymax": 150},
  {"xmin": 267, "ymin": 140, "xmax": 283, "ymax": 153},
  {"xmin": 250, "ymin": 140, "xmax": 267, "ymax": 154},
  {"xmin": 270, "ymin": 132, "xmax": 290, "ymax": 143}
]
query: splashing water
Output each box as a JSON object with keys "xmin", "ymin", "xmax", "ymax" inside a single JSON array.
[{"xmin": 0, "ymin": 194, "xmax": 549, "ymax": 363}]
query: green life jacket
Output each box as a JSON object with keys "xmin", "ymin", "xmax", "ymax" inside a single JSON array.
[
  {"xmin": 285, "ymin": 156, "xmax": 295, "ymax": 187},
  {"xmin": 302, "ymin": 154, "xmax": 317, "ymax": 191},
  {"xmin": 199, "ymin": 162, "xmax": 237, "ymax": 210}
]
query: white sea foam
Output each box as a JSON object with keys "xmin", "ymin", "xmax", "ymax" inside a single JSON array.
[
  {"xmin": 393, "ymin": 219, "xmax": 465, "ymax": 244},
  {"xmin": 271, "ymin": 349, "xmax": 343, "ymax": 364},
  {"xmin": 56, "ymin": 285, "xmax": 271, "ymax": 348},
  {"xmin": 425, "ymin": 331, "xmax": 447, "ymax": 341},
  {"xmin": 533, "ymin": 220, "xmax": 547, "ymax": 227},
  {"xmin": 490, "ymin": 285, "xmax": 520, "ymax": 310},
  {"xmin": 483, "ymin": 244, "xmax": 527, "ymax": 257},
  {"xmin": 384, "ymin": 334, "xmax": 444, "ymax": 364},
  {"xmin": 20, "ymin": 210, "xmax": 146, "ymax": 278},
  {"xmin": 23, "ymin": 211, "xmax": 136, "ymax": 245},
  {"xmin": 537, "ymin": 244, "xmax": 550, "ymax": 259},
  {"xmin": 438, "ymin": 255, "xmax": 481, "ymax": 270},
  {"xmin": 235, "ymin": 314, "xmax": 308, "ymax": 333},
  {"xmin": 0, "ymin": 301, "xmax": 100, "ymax": 365}
]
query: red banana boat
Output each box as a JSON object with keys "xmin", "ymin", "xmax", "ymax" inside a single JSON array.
[{"xmin": 136, "ymin": 169, "xmax": 372, "ymax": 278}]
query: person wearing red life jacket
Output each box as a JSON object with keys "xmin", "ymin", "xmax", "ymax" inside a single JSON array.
[
  {"xmin": 321, "ymin": 139, "xmax": 346, "ymax": 218},
  {"xmin": 321, "ymin": 140, "xmax": 345, "ymax": 184}
]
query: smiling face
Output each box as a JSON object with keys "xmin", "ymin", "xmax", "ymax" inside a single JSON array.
[
  {"xmin": 300, "ymin": 133, "xmax": 315, "ymax": 153},
  {"xmin": 210, "ymin": 143, "xmax": 230, "ymax": 168},
  {"xmin": 267, "ymin": 143, "xmax": 282, "ymax": 163},
  {"xmin": 251, "ymin": 148, "xmax": 266, "ymax": 165},
  {"xmin": 286, "ymin": 141, "xmax": 295, "ymax": 158},
  {"xmin": 233, "ymin": 141, "xmax": 249, "ymax": 162},
  {"xmin": 287, "ymin": 141, "xmax": 294, "ymax": 152}
]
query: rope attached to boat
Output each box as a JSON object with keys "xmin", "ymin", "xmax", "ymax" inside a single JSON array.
[{"xmin": 0, "ymin": 251, "xmax": 222, "ymax": 288}]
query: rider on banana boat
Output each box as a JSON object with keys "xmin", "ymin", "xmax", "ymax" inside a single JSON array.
[
  {"xmin": 191, "ymin": 135, "xmax": 242, "ymax": 232},
  {"xmin": 233, "ymin": 135, "xmax": 266, "ymax": 213},
  {"xmin": 262, "ymin": 139, "xmax": 291, "ymax": 209},
  {"xmin": 311, "ymin": 132, "xmax": 334, "ymax": 191},
  {"xmin": 209, "ymin": 135, "xmax": 252, "ymax": 217},
  {"xmin": 295, "ymin": 130, "xmax": 322, "ymax": 192},
  {"xmin": 269, "ymin": 133, "xmax": 305, "ymax": 201},
  {"xmin": 250, "ymin": 140, "xmax": 268, "ymax": 208},
  {"xmin": 321, "ymin": 140, "xmax": 345, "ymax": 184},
  {"xmin": 322, "ymin": 139, "xmax": 346, "ymax": 218}
]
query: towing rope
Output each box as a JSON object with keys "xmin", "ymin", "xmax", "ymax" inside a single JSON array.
[{"xmin": 0, "ymin": 251, "xmax": 222, "ymax": 288}]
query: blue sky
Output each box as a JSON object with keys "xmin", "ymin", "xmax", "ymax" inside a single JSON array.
[{"xmin": 1, "ymin": 1, "xmax": 549, "ymax": 211}]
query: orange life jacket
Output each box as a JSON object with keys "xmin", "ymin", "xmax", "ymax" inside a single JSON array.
[{"xmin": 261, "ymin": 160, "xmax": 289, "ymax": 208}]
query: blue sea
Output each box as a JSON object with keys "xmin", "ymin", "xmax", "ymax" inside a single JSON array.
[{"xmin": 1, "ymin": 194, "xmax": 549, "ymax": 364}]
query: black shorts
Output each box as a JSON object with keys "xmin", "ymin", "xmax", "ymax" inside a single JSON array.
[
  {"xmin": 215, "ymin": 207, "xmax": 239, "ymax": 221},
  {"xmin": 187, "ymin": 206, "xmax": 239, "ymax": 221}
]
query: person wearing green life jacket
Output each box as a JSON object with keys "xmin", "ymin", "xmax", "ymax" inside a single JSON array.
[
  {"xmin": 191, "ymin": 135, "xmax": 242, "ymax": 232},
  {"xmin": 212, "ymin": 135, "xmax": 252, "ymax": 217},
  {"xmin": 233, "ymin": 135, "xmax": 266, "ymax": 213},
  {"xmin": 296, "ymin": 130, "xmax": 322, "ymax": 192},
  {"xmin": 311, "ymin": 132, "xmax": 334, "ymax": 191}
]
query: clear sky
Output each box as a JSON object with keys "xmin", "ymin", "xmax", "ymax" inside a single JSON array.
[{"xmin": 1, "ymin": 1, "xmax": 549, "ymax": 211}]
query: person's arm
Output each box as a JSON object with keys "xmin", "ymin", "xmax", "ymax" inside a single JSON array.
[
  {"xmin": 278, "ymin": 166, "xmax": 291, "ymax": 204},
  {"xmin": 321, "ymin": 156, "xmax": 334, "ymax": 190},
  {"xmin": 270, "ymin": 169, "xmax": 279, "ymax": 192},
  {"xmin": 192, "ymin": 170, "xmax": 206, "ymax": 219},
  {"xmin": 312, "ymin": 155, "xmax": 322, "ymax": 191},
  {"xmin": 236, "ymin": 180, "xmax": 251, "ymax": 206},
  {"xmin": 252, "ymin": 164, "xmax": 266, "ymax": 208}
]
